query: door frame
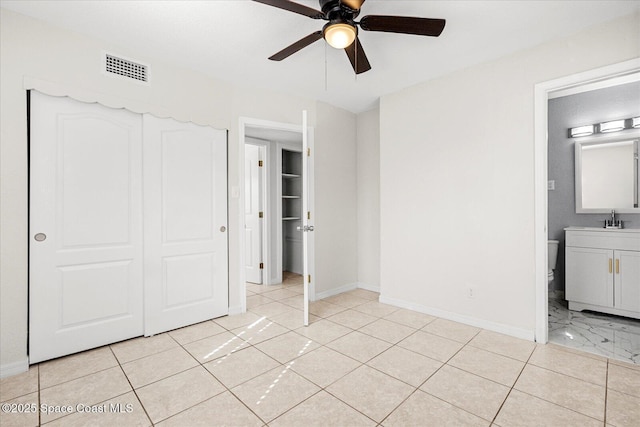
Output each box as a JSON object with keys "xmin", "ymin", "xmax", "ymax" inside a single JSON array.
[
  {"xmin": 238, "ymin": 117, "xmax": 315, "ymax": 313},
  {"xmin": 533, "ymin": 58, "xmax": 640, "ymax": 343}
]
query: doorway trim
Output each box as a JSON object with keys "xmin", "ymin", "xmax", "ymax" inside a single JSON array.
[
  {"xmin": 533, "ymin": 58, "xmax": 640, "ymax": 343},
  {"xmin": 238, "ymin": 116, "xmax": 315, "ymax": 313}
]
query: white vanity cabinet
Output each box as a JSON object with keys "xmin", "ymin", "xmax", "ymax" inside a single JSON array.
[{"xmin": 565, "ymin": 227, "xmax": 640, "ymax": 319}]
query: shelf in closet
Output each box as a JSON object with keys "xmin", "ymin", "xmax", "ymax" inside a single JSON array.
[
  {"xmin": 282, "ymin": 217, "xmax": 301, "ymax": 221},
  {"xmin": 282, "ymin": 173, "xmax": 301, "ymax": 179},
  {"xmin": 282, "ymin": 195, "xmax": 300, "ymax": 199}
]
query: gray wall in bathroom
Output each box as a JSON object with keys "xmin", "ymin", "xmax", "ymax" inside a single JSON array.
[{"xmin": 548, "ymin": 81, "xmax": 640, "ymax": 292}]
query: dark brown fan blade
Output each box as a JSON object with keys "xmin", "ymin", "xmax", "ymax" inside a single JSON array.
[
  {"xmin": 252, "ymin": 0, "xmax": 324, "ymax": 19},
  {"xmin": 341, "ymin": 0, "xmax": 365, "ymax": 11},
  {"xmin": 360, "ymin": 15, "xmax": 446, "ymax": 37},
  {"xmin": 344, "ymin": 37, "xmax": 371, "ymax": 74},
  {"xmin": 269, "ymin": 31, "xmax": 324, "ymax": 61}
]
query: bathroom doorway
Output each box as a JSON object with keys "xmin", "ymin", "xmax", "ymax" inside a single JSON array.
[{"xmin": 534, "ymin": 58, "xmax": 640, "ymax": 364}]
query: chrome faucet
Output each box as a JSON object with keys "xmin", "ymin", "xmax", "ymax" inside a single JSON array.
[{"xmin": 605, "ymin": 210, "xmax": 623, "ymax": 229}]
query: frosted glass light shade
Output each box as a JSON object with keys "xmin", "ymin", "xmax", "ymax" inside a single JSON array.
[
  {"xmin": 324, "ymin": 23, "xmax": 356, "ymax": 49},
  {"xmin": 570, "ymin": 125, "xmax": 594, "ymax": 137},
  {"xmin": 632, "ymin": 117, "xmax": 640, "ymax": 128},
  {"xmin": 599, "ymin": 120, "xmax": 625, "ymax": 133}
]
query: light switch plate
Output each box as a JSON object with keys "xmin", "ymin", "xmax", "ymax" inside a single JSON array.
[{"xmin": 548, "ymin": 180, "xmax": 555, "ymax": 191}]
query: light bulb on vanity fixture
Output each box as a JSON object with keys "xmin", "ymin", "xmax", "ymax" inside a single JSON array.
[
  {"xmin": 599, "ymin": 119, "xmax": 626, "ymax": 133},
  {"xmin": 570, "ymin": 124, "xmax": 594, "ymax": 137},
  {"xmin": 632, "ymin": 117, "xmax": 640, "ymax": 129}
]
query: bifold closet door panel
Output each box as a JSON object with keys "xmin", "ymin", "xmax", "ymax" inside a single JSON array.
[
  {"xmin": 143, "ymin": 115, "xmax": 229, "ymax": 336},
  {"xmin": 29, "ymin": 92, "xmax": 144, "ymax": 363}
]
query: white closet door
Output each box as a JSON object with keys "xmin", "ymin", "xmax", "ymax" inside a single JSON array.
[
  {"xmin": 29, "ymin": 92, "xmax": 144, "ymax": 363},
  {"xmin": 143, "ymin": 115, "xmax": 228, "ymax": 336},
  {"xmin": 244, "ymin": 144, "xmax": 263, "ymax": 284}
]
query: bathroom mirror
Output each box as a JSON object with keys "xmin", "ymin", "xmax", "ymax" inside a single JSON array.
[{"xmin": 575, "ymin": 134, "xmax": 640, "ymax": 213}]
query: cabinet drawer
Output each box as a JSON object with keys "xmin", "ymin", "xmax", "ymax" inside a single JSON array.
[{"xmin": 566, "ymin": 230, "xmax": 640, "ymax": 251}]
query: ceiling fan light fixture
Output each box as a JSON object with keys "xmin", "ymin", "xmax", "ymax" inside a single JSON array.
[{"xmin": 324, "ymin": 23, "xmax": 356, "ymax": 49}]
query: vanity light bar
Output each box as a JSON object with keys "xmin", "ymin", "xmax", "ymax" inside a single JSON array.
[{"xmin": 570, "ymin": 116, "xmax": 640, "ymax": 138}]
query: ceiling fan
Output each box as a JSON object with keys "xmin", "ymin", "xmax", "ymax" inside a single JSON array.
[{"xmin": 252, "ymin": 0, "xmax": 446, "ymax": 74}]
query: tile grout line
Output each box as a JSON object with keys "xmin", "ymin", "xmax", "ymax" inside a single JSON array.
[
  {"xmin": 158, "ymin": 327, "xmax": 269, "ymax": 426},
  {"xmin": 38, "ymin": 354, "xmax": 151, "ymax": 426},
  {"xmin": 179, "ymin": 306, "xmax": 363, "ymax": 425},
  {"xmin": 488, "ymin": 340, "xmax": 535, "ymax": 426},
  {"xmin": 310, "ymin": 296, "xmax": 452, "ymax": 424},
  {"xmin": 526, "ymin": 348, "xmax": 610, "ymax": 388},
  {"xmin": 125, "ymin": 330, "xmax": 234, "ymax": 425},
  {"xmin": 494, "ymin": 346, "xmax": 607, "ymax": 425},
  {"xmin": 384, "ymin": 329, "xmax": 485, "ymax": 425},
  {"xmin": 109, "ymin": 345, "xmax": 154, "ymax": 427},
  {"xmin": 251, "ymin": 290, "xmax": 402, "ymax": 425}
]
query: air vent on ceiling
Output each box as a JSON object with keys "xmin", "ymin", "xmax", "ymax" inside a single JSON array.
[{"xmin": 104, "ymin": 53, "xmax": 149, "ymax": 83}]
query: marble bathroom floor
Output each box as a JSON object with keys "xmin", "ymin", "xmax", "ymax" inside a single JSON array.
[{"xmin": 548, "ymin": 298, "xmax": 640, "ymax": 365}]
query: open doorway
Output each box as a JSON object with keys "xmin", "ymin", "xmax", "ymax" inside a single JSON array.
[
  {"xmin": 534, "ymin": 58, "xmax": 640, "ymax": 364},
  {"xmin": 238, "ymin": 117, "xmax": 315, "ymax": 318}
]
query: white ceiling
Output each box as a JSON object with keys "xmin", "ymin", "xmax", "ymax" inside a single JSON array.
[{"xmin": 2, "ymin": 0, "xmax": 639, "ymax": 113}]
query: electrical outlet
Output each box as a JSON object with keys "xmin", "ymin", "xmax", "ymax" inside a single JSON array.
[{"xmin": 467, "ymin": 287, "xmax": 475, "ymax": 298}]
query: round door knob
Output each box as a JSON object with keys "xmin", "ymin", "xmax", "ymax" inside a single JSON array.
[
  {"xmin": 220, "ymin": 226, "xmax": 226, "ymax": 232},
  {"xmin": 34, "ymin": 233, "xmax": 47, "ymax": 242}
]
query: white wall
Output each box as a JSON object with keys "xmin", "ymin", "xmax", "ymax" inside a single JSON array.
[
  {"xmin": 379, "ymin": 12, "xmax": 640, "ymax": 339},
  {"xmin": 314, "ymin": 102, "xmax": 358, "ymax": 296},
  {"xmin": 356, "ymin": 108, "xmax": 381, "ymax": 291},
  {"xmin": 0, "ymin": 9, "xmax": 357, "ymax": 375}
]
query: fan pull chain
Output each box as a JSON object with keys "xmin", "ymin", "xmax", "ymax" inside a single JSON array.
[
  {"xmin": 324, "ymin": 41, "xmax": 328, "ymax": 91},
  {"xmin": 354, "ymin": 37, "xmax": 358, "ymax": 82}
]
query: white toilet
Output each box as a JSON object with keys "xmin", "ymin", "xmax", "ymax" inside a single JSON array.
[{"xmin": 548, "ymin": 240, "xmax": 559, "ymax": 284}]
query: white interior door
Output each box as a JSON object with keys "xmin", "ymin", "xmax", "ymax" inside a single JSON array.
[
  {"xmin": 143, "ymin": 115, "xmax": 228, "ymax": 336},
  {"xmin": 245, "ymin": 144, "xmax": 263, "ymax": 284},
  {"xmin": 29, "ymin": 91, "xmax": 144, "ymax": 363},
  {"xmin": 302, "ymin": 110, "xmax": 315, "ymax": 326}
]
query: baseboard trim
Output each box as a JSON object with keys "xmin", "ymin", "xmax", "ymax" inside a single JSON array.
[
  {"xmin": 379, "ymin": 295, "xmax": 534, "ymax": 341},
  {"xmin": 315, "ymin": 283, "xmax": 358, "ymax": 300},
  {"xmin": 228, "ymin": 305, "xmax": 244, "ymax": 316},
  {"xmin": 1, "ymin": 358, "xmax": 29, "ymax": 379},
  {"xmin": 356, "ymin": 282, "xmax": 380, "ymax": 293}
]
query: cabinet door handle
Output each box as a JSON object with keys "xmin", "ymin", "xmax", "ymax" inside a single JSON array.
[
  {"xmin": 615, "ymin": 259, "xmax": 620, "ymax": 274},
  {"xmin": 609, "ymin": 258, "xmax": 613, "ymax": 274}
]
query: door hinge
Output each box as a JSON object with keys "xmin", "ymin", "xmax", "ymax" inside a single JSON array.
[
  {"xmin": 258, "ymin": 160, "xmax": 263, "ymax": 167},
  {"xmin": 259, "ymin": 263, "xmax": 264, "ymax": 269},
  {"xmin": 308, "ymin": 274, "xmax": 311, "ymax": 283},
  {"xmin": 307, "ymin": 148, "xmax": 310, "ymax": 157},
  {"xmin": 259, "ymin": 211, "xmax": 263, "ymax": 218},
  {"xmin": 307, "ymin": 211, "xmax": 311, "ymax": 220}
]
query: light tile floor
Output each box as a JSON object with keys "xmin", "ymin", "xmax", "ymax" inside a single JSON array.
[{"xmin": 2, "ymin": 279, "xmax": 639, "ymax": 426}]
